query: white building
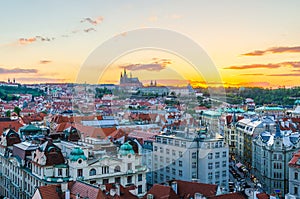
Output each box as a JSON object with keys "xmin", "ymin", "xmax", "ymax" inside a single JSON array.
[
  {"xmin": 152, "ymin": 129, "xmax": 229, "ymax": 191},
  {"xmin": 59, "ymin": 139, "xmax": 148, "ymax": 197},
  {"xmin": 252, "ymin": 125, "xmax": 300, "ymax": 195}
]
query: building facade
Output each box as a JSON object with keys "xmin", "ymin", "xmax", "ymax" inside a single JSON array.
[
  {"xmin": 252, "ymin": 126, "xmax": 300, "ymax": 195},
  {"xmin": 152, "ymin": 129, "xmax": 229, "ymax": 191}
]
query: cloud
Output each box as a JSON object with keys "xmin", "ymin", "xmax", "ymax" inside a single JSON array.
[
  {"xmin": 0, "ymin": 67, "xmax": 38, "ymax": 74},
  {"xmin": 17, "ymin": 77, "xmax": 65, "ymax": 83},
  {"xmin": 84, "ymin": 28, "xmax": 96, "ymax": 33},
  {"xmin": 35, "ymin": 36, "xmax": 55, "ymax": 42},
  {"xmin": 242, "ymin": 46, "xmax": 300, "ymax": 56},
  {"xmin": 267, "ymin": 73, "xmax": 300, "ymax": 77},
  {"xmin": 81, "ymin": 16, "xmax": 104, "ymax": 25},
  {"xmin": 239, "ymin": 73, "xmax": 264, "ymax": 76},
  {"xmin": 18, "ymin": 36, "xmax": 54, "ymax": 45},
  {"xmin": 224, "ymin": 61, "xmax": 300, "ymax": 70},
  {"xmin": 120, "ymin": 58, "xmax": 172, "ymax": 71},
  {"xmin": 39, "ymin": 60, "xmax": 52, "ymax": 64},
  {"xmin": 18, "ymin": 37, "xmax": 37, "ymax": 45}
]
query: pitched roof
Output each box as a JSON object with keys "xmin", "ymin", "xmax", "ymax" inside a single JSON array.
[
  {"xmin": 174, "ymin": 180, "xmax": 218, "ymax": 198},
  {"xmin": 256, "ymin": 192, "xmax": 270, "ymax": 199},
  {"xmin": 289, "ymin": 150, "xmax": 300, "ymax": 168},
  {"xmin": 142, "ymin": 184, "xmax": 180, "ymax": 199}
]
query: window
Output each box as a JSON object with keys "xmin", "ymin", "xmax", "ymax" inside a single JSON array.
[
  {"xmin": 128, "ymin": 163, "xmax": 132, "ymax": 170},
  {"xmin": 294, "ymin": 186, "xmax": 298, "ymax": 195},
  {"xmin": 295, "ymin": 172, "xmax": 298, "ymax": 180},
  {"xmin": 172, "ymin": 168, "xmax": 176, "ymax": 175},
  {"xmin": 179, "ymin": 170, "xmax": 183, "ymax": 177},
  {"xmin": 162, "ymin": 138, "xmax": 167, "ymax": 144},
  {"xmin": 166, "ymin": 166, "xmax": 170, "ymax": 173},
  {"xmin": 222, "ymin": 170, "xmax": 226, "ymax": 177},
  {"xmin": 154, "ymin": 146, "xmax": 158, "ymax": 151},
  {"xmin": 89, "ymin": 168, "xmax": 96, "ymax": 176},
  {"xmin": 160, "ymin": 147, "xmax": 163, "ymax": 153},
  {"xmin": 160, "ymin": 174, "xmax": 164, "ymax": 181},
  {"xmin": 154, "ymin": 155, "xmax": 158, "ymax": 161},
  {"xmin": 192, "ymin": 152, "xmax": 197, "ymax": 159},
  {"xmin": 138, "ymin": 174, "xmax": 143, "ymax": 181},
  {"xmin": 208, "ymin": 153, "xmax": 213, "ymax": 159},
  {"xmin": 192, "ymin": 162, "xmax": 197, "ymax": 168},
  {"xmin": 172, "ymin": 159, "xmax": 176, "ymax": 165},
  {"xmin": 222, "ymin": 161, "xmax": 226, "ymax": 167},
  {"xmin": 102, "ymin": 166, "xmax": 109, "ymax": 174},
  {"xmin": 115, "ymin": 177, "xmax": 121, "ymax": 184},
  {"xmin": 192, "ymin": 172, "xmax": 197, "ymax": 178},
  {"xmin": 179, "ymin": 161, "xmax": 183, "ymax": 167},
  {"xmin": 175, "ymin": 140, "xmax": 179, "ymax": 146},
  {"xmin": 127, "ymin": 176, "xmax": 132, "ymax": 184},
  {"xmin": 103, "ymin": 178, "xmax": 109, "ymax": 184},
  {"xmin": 172, "ymin": 150, "xmax": 176, "ymax": 156},
  {"xmin": 58, "ymin": 169, "xmax": 62, "ymax": 176},
  {"xmin": 168, "ymin": 139, "xmax": 173, "ymax": 145},
  {"xmin": 215, "ymin": 152, "xmax": 220, "ymax": 159},
  {"xmin": 166, "ymin": 157, "xmax": 170, "ymax": 164},
  {"xmin": 157, "ymin": 137, "xmax": 161, "ymax": 143},
  {"xmin": 215, "ymin": 171, "xmax": 220, "ymax": 179},
  {"xmin": 208, "ymin": 172, "xmax": 213, "ymax": 179},
  {"xmin": 138, "ymin": 185, "xmax": 143, "ymax": 194},
  {"xmin": 179, "ymin": 151, "xmax": 183, "ymax": 157},
  {"xmin": 182, "ymin": 141, "xmax": 186, "ymax": 147},
  {"xmin": 208, "ymin": 163, "xmax": 213, "ymax": 169},
  {"xmin": 215, "ymin": 162, "xmax": 220, "ymax": 169},
  {"xmin": 77, "ymin": 169, "xmax": 83, "ymax": 177},
  {"xmin": 222, "ymin": 151, "xmax": 227, "ymax": 157},
  {"xmin": 114, "ymin": 166, "xmax": 121, "ymax": 172},
  {"xmin": 160, "ymin": 156, "xmax": 164, "ymax": 162},
  {"xmin": 166, "ymin": 149, "xmax": 170, "ymax": 154}
]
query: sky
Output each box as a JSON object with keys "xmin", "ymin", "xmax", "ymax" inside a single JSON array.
[{"xmin": 1, "ymin": 0, "xmax": 300, "ymax": 88}]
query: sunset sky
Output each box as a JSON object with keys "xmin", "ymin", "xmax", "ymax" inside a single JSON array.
[{"xmin": 1, "ymin": 0, "xmax": 300, "ymax": 88}]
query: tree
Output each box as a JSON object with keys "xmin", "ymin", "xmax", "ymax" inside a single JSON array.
[
  {"xmin": 5, "ymin": 110, "xmax": 11, "ymax": 117},
  {"xmin": 13, "ymin": 106, "xmax": 21, "ymax": 116}
]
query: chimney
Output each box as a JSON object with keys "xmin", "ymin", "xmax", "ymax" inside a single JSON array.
[
  {"xmin": 115, "ymin": 183, "xmax": 120, "ymax": 196},
  {"xmin": 65, "ymin": 189, "xmax": 70, "ymax": 199},
  {"xmin": 171, "ymin": 181, "xmax": 178, "ymax": 194},
  {"xmin": 110, "ymin": 188, "xmax": 116, "ymax": 196},
  {"xmin": 61, "ymin": 183, "xmax": 68, "ymax": 193},
  {"xmin": 147, "ymin": 194, "xmax": 154, "ymax": 199}
]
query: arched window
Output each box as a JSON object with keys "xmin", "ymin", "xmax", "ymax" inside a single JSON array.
[
  {"xmin": 114, "ymin": 166, "xmax": 121, "ymax": 172},
  {"xmin": 89, "ymin": 168, "xmax": 96, "ymax": 176}
]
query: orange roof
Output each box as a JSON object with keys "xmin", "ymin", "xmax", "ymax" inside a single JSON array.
[
  {"xmin": 256, "ymin": 193, "xmax": 270, "ymax": 199},
  {"xmin": 0, "ymin": 119, "xmax": 23, "ymax": 135},
  {"xmin": 289, "ymin": 150, "xmax": 300, "ymax": 168}
]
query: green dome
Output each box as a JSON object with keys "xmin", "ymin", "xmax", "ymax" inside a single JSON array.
[
  {"xmin": 295, "ymin": 100, "xmax": 300, "ymax": 105},
  {"xmin": 69, "ymin": 147, "xmax": 87, "ymax": 162},
  {"xmin": 119, "ymin": 142, "xmax": 135, "ymax": 156}
]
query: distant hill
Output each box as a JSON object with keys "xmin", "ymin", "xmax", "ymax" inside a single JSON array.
[{"xmin": 0, "ymin": 85, "xmax": 45, "ymax": 101}]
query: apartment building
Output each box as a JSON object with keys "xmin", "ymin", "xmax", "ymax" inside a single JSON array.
[
  {"xmin": 152, "ymin": 129, "xmax": 229, "ymax": 191},
  {"xmin": 252, "ymin": 125, "xmax": 300, "ymax": 195}
]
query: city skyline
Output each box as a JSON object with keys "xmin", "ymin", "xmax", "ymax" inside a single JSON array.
[{"xmin": 1, "ymin": 1, "xmax": 300, "ymax": 88}]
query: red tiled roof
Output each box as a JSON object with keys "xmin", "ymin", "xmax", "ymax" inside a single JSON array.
[
  {"xmin": 174, "ymin": 180, "xmax": 218, "ymax": 198},
  {"xmin": 142, "ymin": 184, "xmax": 180, "ymax": 199},
  {"xmin": 0, "ymin": 119, "xmax": 23, "ymax": 135},
  {"xmin": 256, "ymin": 192, "xmax": 270, "ymax": 199},
  {"xmin": 289, "ymin": 150, "xmax": 300, "ymax": 168}
]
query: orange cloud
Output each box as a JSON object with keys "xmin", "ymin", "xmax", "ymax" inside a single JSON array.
[
  {"xmin": 19, "ymin": 37, "xmax": 36, "ymax": 45},
  {"xmin": 242, "ymin": 46, "xmax": 300, "ymax": 56},
  {"xmin": 120, "ymin": 58, "xmax": 172, "ymax": 71},
  {"xmin": 224, "ymin": 61, "xmax": 300, "ymax": 70},
  {"xmin": 39, "ymin": 60, "xmax": 52, "ymax": 64}
]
